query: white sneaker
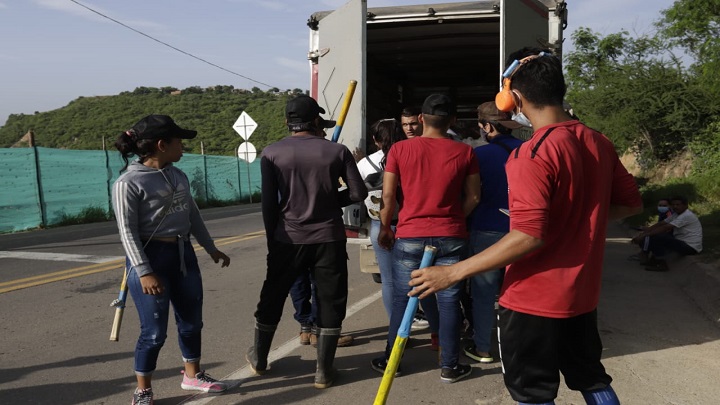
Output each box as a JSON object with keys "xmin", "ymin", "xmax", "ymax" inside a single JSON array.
[{"xmin": 411, "ymin": 314, "xmax": 429, "ymax": 330}]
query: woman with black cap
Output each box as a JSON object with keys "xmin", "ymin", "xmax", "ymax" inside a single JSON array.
[{"xmin": 112, "ymin": 114, "xmax": 231, "ymax": 405}]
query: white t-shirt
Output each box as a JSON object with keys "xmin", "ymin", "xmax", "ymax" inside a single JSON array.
[
  {"xmin": 356, "ymin": 150, "xmax": 384, "ymax": 220},
  {"xmin": 665, "ymin": 209, "xmax": 703, "ymax": 252}
]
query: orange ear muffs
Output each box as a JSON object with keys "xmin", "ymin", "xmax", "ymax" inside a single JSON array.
[
  {"xmin": 495, "ymin": 78, "xmax": 516, "ymax": 112},
  {"xmin": 495, "ymin": 52, "xmax": 548, "ymax": 112}
]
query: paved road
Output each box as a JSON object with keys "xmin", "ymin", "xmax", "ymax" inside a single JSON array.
[{"xmin": 0, "ymin": 205, "xmax": 718, "ymax": 405}]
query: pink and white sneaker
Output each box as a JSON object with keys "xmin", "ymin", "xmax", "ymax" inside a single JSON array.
[{"xmin": 180, "ymin": 370, "xmax": 227, "ymax": 393}]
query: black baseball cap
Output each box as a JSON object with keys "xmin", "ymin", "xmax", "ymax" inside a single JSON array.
[
  {"xmin": 286, "ymin": 95, "xmax": 336, "ymax": 130},
  {"xmin": 422, "ymin": 94, "xmax": 456, "ymax": 116},
  {"xmin": 131, "ymin": 115, "xmax": 197, "ymax": 139}
]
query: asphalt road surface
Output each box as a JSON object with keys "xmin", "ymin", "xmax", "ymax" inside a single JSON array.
[{"xmin": 1, "ymin": 204, "xmax": 718, "ymax": 405}]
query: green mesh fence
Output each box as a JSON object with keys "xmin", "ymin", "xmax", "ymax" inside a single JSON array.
[
  {"xmin": 0, "ymin": 147, "xmax": 260, "ymax": 233},
  {"xmin": 0, "ymin": 148, "xmax": 43, "ymax": 232},
  {"xmin": 38, "ymin": 148, "xmax": 112, "ymax": 226}
]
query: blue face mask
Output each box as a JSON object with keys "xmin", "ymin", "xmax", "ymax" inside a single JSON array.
[
  {"xmin": 511, "ymin": 111, "xmax": 532, "ymax": 127},
  {"xmin": 658, "ymin": 206, "xmax": 670, "ymax": 214}
]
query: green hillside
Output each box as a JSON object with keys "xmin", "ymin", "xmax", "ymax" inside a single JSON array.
[{"xmin": 0, "ymin": 86, "xmax": 304, "ymax": 155}]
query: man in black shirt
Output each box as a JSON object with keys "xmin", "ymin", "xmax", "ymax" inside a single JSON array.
[{"xmin": 247, "ymin": 95, "xmax": 368, "ymax": 389}]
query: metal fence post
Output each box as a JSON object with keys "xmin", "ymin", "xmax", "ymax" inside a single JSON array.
[
  {"xmin": 236, "ymin": 155, "xmax": 243, "ymax": 200},
  {"xmin": 30, "ymin": 139, "xmax": 47, "ymax": 228},
  {"xmin": 103, "ymin": 137, "xmax": 113, "ymax": 216}
]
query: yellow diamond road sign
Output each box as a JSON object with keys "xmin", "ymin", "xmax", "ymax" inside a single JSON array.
[{"xmin": 233, "ymin": 111, "xmax": 257, "ymax": 141}]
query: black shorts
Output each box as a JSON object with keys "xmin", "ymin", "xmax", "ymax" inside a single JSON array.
[{"xmin": 498, "ymin": 306, "xmax": 612, "ymax": 403}]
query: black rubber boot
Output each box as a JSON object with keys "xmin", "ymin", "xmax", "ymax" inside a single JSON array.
[
  {"xmin": 314, "ymin": 327, "xmax": 341, "ymax": 389},
  {"xmin": 246, "ymin": 322, "xmax": 277, "ymax": 375}
]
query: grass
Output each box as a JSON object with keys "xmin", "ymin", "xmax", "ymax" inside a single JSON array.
[{"xmin": 52, "ymin": 206, "xmax": 113, "ymax": 227}]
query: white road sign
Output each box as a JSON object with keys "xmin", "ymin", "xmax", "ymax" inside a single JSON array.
[
  {"xmin": 233, "ymin": 111, "xmax": 257, "ymax": 140},
  {"xmin": 237, "ymin": 141, "xmax": 257, "ymax": 163}
]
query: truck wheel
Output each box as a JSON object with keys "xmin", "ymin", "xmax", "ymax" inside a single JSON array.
[{"xmin": 372, "ymin": 273, "xmax": 382, "ymax": 284}]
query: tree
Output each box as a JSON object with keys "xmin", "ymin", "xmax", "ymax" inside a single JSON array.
[
  {"xmin": 0, "ymin": 87, "xmax": 293, "ymax": 152},
  {"xmin": 564, "ymin": 27, "xmax": 712, "ymax": 165},
  {"xmin": 658, "ymin": 0, "xmax": 720, "ymax": 56},
  {"xmin": 657, "ymin": 0, "xmax": 720, "ymax": 95}
]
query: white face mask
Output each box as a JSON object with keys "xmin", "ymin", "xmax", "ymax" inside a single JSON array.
[
  {"xmin": 511, "ymin": 90, "xmax": 532, "ymax": 127},
  {"xmin": 479, "ymin": 124, "xmax": 489, "ymax": 142},
  {"xmin": 511, "ymin": 111, "xmax": 532, "ymax": 127}
]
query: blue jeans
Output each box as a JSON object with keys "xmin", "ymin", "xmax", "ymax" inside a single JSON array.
[
  {"xmin": 385, "ymin": 237, "xmax": 466, "ymax": 368},
  {"xmin": 370, "ymin": 219, "xmax": 395, "ymax": 319},
  {"xmin": 290, "ymin": 272, "xmax": 317, "ymax": 326},
  {"xmin": 468, "ymin": 231, "xmax": 505, "ymax": 353},
  {"xmin": 127, "ymin": 240, "xmax": 204, "ymax": 375}
]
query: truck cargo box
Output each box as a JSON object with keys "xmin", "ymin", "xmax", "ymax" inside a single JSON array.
[{"xmin": 308, "ymin": 0, "xmax": 566, "ymax": 152}]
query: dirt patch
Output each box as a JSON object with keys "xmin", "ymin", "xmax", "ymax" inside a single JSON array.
[{"xmin": 620, "ymin": 149, "xmax": 694, "ymax": 182}]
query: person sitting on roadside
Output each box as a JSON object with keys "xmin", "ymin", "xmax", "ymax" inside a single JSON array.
[
  {"xmin": 655, "ymin": 198, "xmax": 674, "ymax": 223},
  {"xmin": 629, "ymin": 197, "xmax": 674, "ymax": 261},
  {"xmin": 631, "ymin": 195, "xmax": 702, "ymax": 271}
]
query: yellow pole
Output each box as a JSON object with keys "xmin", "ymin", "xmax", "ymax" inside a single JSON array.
[
  {"xmin": 330, "ymin": 80, "xmax": 358, "ymax": 143},
  {"xmin": 374, "ymin": 246, "xmax": 437, "ymax": 404}
]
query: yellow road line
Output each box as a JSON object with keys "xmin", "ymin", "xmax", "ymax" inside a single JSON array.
[
  {"xmin": 0, "ymin": 231, "xmax": 265, "ymax": 294},
  {"xmin": 0, "ymin": 264, "xmax": 124, "ymax": 294},
  {"xmin": 0, "ymin": 260, "xmax": 124, "ymax": 288}
]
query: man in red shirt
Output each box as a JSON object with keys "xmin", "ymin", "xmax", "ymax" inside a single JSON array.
[
  {"xmin": 409, "ymin": 49, "xmax": 642, "ymax": 404},
  {"xmin": 372, "ymin": 94, "xmax": 481, "ymax": 383}
]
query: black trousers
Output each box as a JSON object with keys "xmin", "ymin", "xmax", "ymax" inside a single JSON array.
[
  {"xmin": 254, "ymin": 240, "xmax": 348, "ymax": 328},
  {"xmin": 498, "ymin": 306, "xmax": 612, "ymax": 403}
]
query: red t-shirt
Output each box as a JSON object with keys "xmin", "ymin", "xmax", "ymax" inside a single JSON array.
[
  {"xmin": 385, "ymin": 137, "xmax": 479, "ymax": 238},
  {"xmin": 499, "ymin": 121, "xmax": 641, "ymax": 318}
]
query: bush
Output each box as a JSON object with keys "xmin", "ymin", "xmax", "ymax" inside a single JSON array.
[{"xmin": 53, "ymin": 207, "xmax": 113, "ymax": 227}]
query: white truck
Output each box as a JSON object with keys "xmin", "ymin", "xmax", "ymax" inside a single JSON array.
[{"xmin": 308, "ymin": 0, "xmax": 568, "ymax": 280}]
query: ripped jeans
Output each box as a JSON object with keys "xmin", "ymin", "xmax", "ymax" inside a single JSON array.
[{"xmin": 127, "ymin": 240, "xmax": 204, "ymax": 375}]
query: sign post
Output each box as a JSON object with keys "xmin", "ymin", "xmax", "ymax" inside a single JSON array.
[{"xmin": 233, "ymin": 111, "xmax": 257, "ymax": 203}]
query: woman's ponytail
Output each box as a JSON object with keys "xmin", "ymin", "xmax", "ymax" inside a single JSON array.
[{"xmin": 115, "ymin": 130, "xmax": 137, "ymax": 173}]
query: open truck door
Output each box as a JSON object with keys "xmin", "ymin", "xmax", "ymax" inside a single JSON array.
[
  {"xmin": 309, "ymin": 0, "xmax": 374, "ymax": 279},
  {"xmin": 500, "ymin": 0, "xmax": 551, "ymax": 77},
  {"xmin": 309, "ymin": 0, "xmax": 367, "ymax": 236},
  {"xmin": 308, "ymin": 0, "xmax": 367, "ymax": 153}
]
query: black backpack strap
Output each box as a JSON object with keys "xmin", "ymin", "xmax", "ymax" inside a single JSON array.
[
  {"xmin": 514, "ymin": 126, "xmax": 558, "ymax": 159},
  {"xmin": 365, "ymin": 156, "xmax": 382, "ymax": 172}
]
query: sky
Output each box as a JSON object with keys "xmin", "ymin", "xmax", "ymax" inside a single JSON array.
[{"xmin": 0, "ymin": 0, "xmax": 678, "ymax": 126}]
